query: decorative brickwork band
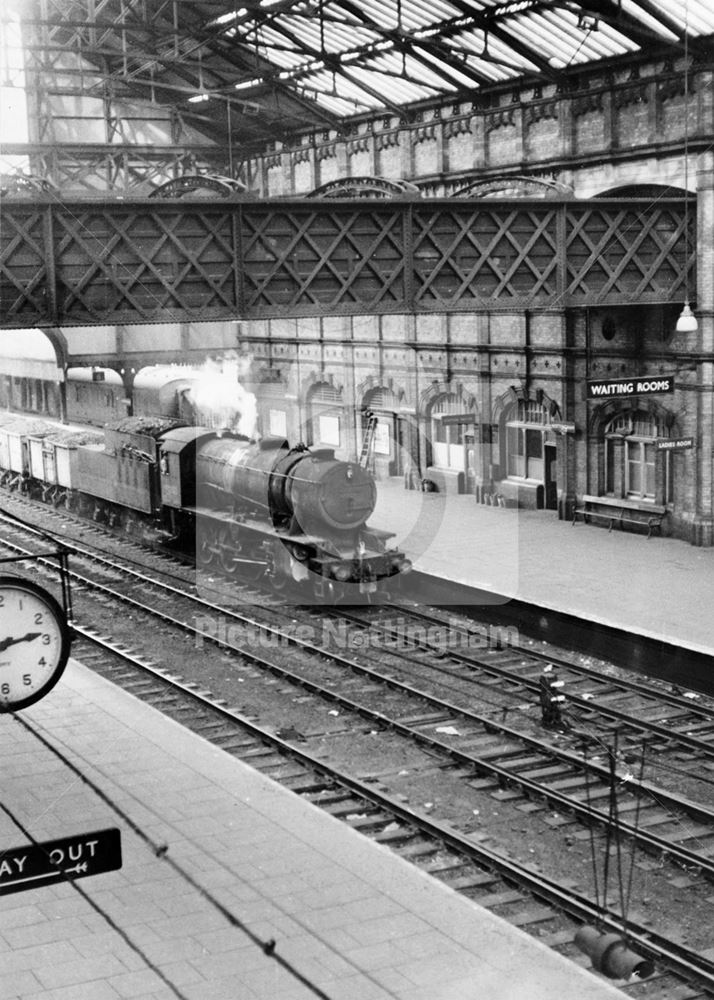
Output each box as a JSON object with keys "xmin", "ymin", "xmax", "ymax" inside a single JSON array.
[
  {"xmin": 524, "ymin": 100, "xmax": 559, "ymax": 126},
  {"xmin": 485, "ymin": 108, "xmax": 515, "ymax": 133},
  {"xmin": 572, "ymin": 92, "xmax": 603, "ymax": 117},
  {"xmin": 443, "ymin": 117, "xmax": 473, "ymax": 139},
  {"xmin": 613, "ymin": 84, "xmax": 648, "ymax": 109}
]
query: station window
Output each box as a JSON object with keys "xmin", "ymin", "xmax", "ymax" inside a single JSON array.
[
  {"xmin": 308, "ymin": 384, "xmax": 342, "ymax": 448},
  {"xmin": 505, "ymin": 401, "xmax": 553, "ymax": 480},
  {"xmin": 269, "ymin": 409, "xmax": 287, "ymax": 438},
  {"xmin": 604, "ymin": 411, "xmax": 672, "ymax": 503},
  {"xmin": 430, "ymin": 394, "xmax": 468, "ymax": 470}
]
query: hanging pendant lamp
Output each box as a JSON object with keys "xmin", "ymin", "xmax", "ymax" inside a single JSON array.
[{"xmin": 677, "ymin": 0, "xmax": 697, "ymax": 333}]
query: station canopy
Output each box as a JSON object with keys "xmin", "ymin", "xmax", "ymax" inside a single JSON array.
[{"xmin": 16, "ymin": 0, "xmax": 714, "ymax": 149}]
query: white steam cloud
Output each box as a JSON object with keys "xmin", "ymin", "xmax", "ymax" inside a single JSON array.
[{"xmin": 186, "ymin": 356, "xmax": 256, "ymax": 437}]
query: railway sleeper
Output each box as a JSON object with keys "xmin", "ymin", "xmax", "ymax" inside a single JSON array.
[
  {"xmin": 190, "ymin": 721, "xmax": 236, "ymax": 736},
  {"xmin": 129, "ymin": 686, "xmax": 174, "ymax": 700},
  {"xmin": 568, "ymin": 784, "xmax": 623, "ymax": 802},
  {"xmin": 236, "ymin": 745, "xmax": 281, "ymax": 760},
  {"xmin": 146, "ymin": 693, "xmax": 196, "ymax": 708},
  {"xmin": 490, "ymin": 788, "xmax": 523, "ymax": 801},
  {"xmin": 437, "ymin": 872, "xmax": 500, "ymax": 891},
  {"xmin": 544, "ymin": 774, "xmax": 592, "ymax": 791},
  {"xmin": 465, "ymin": 742, "xmax": 525, "ymax": 760},
  {"xmin": 467, "ymin": 776, "xmax": 500, "ymax": 790},
  {"xmin": 539, "ymin": 929, "xmax": 578, "ymax": 948},
  {"xmin": 611, "ymin": 805, "xmax": 674, "ymax": 825},
  {"xmin": 674, "ymin": 720, "xmax": 714, "ymax": 735},
  {"xmin": 477, "ymin": 889, "xmax": 524, "ymax": 908},
  {"xmin": 216, "ymin": 735, "xmax": 271, "ymax": 752},
  {"xmin": 458, "ymin": 735, "xmax": 517, "ymax": 752},
  {"xmin": 421, "ymin": 856, "xmax": 472, "ymax": 875},
  {"xmin": 493, "ymin": 754, "xmax": 548, "ymax": 770},
  {"xmin": 256, "ymin": 758, "xmax": 294, "ymax": 774},
  {"xmin": 304, "ymin": 789, "xmax": 360, "ymax": 806},
  {"xmin": 504, "ymin": 906, "xmax": 556, "ymax": 928},
  {"xmin": 517, "ymin": 764, "xmax": 571, "ymax": 780},
  {"xmin": 397, "ymin": 841, "xmax": 440, "ymax": 860},
  {"xmin": 636, "ymin": 983, "xmax": 706, "ymax": 1000},
  {"xmin": 279, "ymin": 776, "xmax": 330, "ymax": 794},
  {"xmin": 374, "ymin": 826, "xmax": 420, "ymax": 847},
  {"xmin": 322, "ymin": 800, "xmax": 378, "ymax": 819},
  {"xmin": 662, "ymin": 822, "xmax": 714, "ymax": 842},
  {"xmin": 344, "ymin": 812, "xmax": 395, "ymax": 832}
]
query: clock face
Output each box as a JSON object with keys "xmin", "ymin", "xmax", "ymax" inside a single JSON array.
[{"xmin": 0, "ymin": 577, "xmax": 71, "ymax": 712}]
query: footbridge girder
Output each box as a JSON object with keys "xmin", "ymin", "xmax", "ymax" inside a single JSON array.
[{"xmin": 0, "ymin": 196, "xmax": 694, "ymax": 329}]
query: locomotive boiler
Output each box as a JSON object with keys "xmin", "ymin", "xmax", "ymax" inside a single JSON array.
[{"xmin": 159, "ymin": 428, "xmax": 409, "ymax": 598}]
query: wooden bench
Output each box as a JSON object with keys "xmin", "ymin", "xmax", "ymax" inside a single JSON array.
[{"xmin": 572, "ymin": 494, "xmax": 666, "ymax": 538}]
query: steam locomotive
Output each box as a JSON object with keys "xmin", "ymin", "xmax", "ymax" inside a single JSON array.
[{"xmin": 0, "ymin": 414, "xmax": 410, "ymax": 601}]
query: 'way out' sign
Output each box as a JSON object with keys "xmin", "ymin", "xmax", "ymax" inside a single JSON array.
[
  {"xmin": 587, "ymin": 375, "xmax": 675, "ymax": 399},
  {"xmin": 0, "ymin": 828, "xmax": 122, "ymax": 896}
]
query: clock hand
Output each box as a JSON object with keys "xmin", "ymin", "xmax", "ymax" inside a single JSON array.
[{"xmin": 0, "ymin": 632, "xmax": 42, "ymax": 654}]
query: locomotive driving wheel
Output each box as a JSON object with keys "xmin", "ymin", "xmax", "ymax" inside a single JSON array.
[
  {"xmin": 196, "ymin": 523, "xmax": 216, "ymax": 567},
  {"xmin": 264, "ymin": 539, "xmax": 288, "ymax": 592},
  {"xmin": 216, "ymin": 525, "xmax": 239, "ymax": 576}
]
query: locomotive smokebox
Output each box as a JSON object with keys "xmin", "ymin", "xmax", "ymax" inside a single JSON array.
[{"xmin": 287, "ymin": 449, "xmax": 376, "ymax": 533}]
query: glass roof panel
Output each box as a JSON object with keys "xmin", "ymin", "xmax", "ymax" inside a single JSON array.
[
  {"xmin": 19, "ymin": 0, "xmax": 714, "ymax": 148},
  {"xmin": 628, "ymin": 0, "xmax": 714, "ymax": 35},
  {"xmin": 225, "ymin": 0, "xmax": 714, "ymax": 101}
]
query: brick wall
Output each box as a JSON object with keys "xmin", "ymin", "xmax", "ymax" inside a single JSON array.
[{"xmin": 247, "ymin": 56, "xmax": 710, "ymax": 200}]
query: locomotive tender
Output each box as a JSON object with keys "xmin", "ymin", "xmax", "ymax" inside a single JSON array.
[{"xmin": 0, "ymin": 414, "xmax": 410, "ymax": 600}]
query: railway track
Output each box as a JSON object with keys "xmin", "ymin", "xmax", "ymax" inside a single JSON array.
[
  {"xmin": 2, "ymin": 502, "xmax": 714, "ymax": 994},
  {"xmin": 339, "ymin": 604, "xmax": 714, "ymax": 760},
  {"xmin": 69, "ymin": 626, "xmax": 714, "ymax": 1000}
]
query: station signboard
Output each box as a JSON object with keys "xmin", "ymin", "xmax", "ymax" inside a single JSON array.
[
  {"xmin": 0, "ymin": 828, "xmax": 121, "ymax": 896},
  {"xmin": 656, "ymin": 437, "xmax": 694, "ymax": 451},
  {"xmin": 586, "ymin": 375, "xmax": 675, "ymax": 399}
]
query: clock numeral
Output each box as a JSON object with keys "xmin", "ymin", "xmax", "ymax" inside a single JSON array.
[
  {"xmin": 38, "ymin": 657, "xmax": 46, "ymax": 666},
  {"xmin": 34, "ymin": 612, "xmax": 43, "ymax": 625},
  {"xmin": 23, "ymin": 674, "xmax": 31, "ymax": 686},
  {"xmin": 1, "ymin": 683, "xmax": 9, "ymax": 696},
  {"xmin": 41, "ymin": 634, "xmax": 51, "ymax": 645}
]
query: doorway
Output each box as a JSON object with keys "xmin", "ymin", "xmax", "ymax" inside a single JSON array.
[{"xmin": 544, "ymin": 443, "xmax": 558, "ymax": 510}]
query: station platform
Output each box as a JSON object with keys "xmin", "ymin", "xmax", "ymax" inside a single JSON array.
[
  {"xmin": 0, "ymin": 659, "xmax": 627, "ymax": 1000},
  {"xmin": 373, "ymin": 478, "xmax": 714, "ymax": 657}
]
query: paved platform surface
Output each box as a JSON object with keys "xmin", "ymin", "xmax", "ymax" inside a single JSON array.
[
  {"xmin": 373, "ymin": 478, "xmax": 714, "ymax": 655},
  {"xmin": 0, "ymin": 659, "xmax": 627, "ymax": 1000}
]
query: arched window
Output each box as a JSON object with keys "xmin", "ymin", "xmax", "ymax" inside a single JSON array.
[
  {"xmin": 505, "ymin": 401, "xmax": 554, "ymax": 480},
  {"xmin": 605, "ymin": 410, "xmax": 671, "ymax": 502}
]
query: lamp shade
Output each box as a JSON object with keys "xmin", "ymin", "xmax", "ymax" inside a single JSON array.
[{"xmin": 676, "ymin": 302, "xmax": 698, "ymax": 333}]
